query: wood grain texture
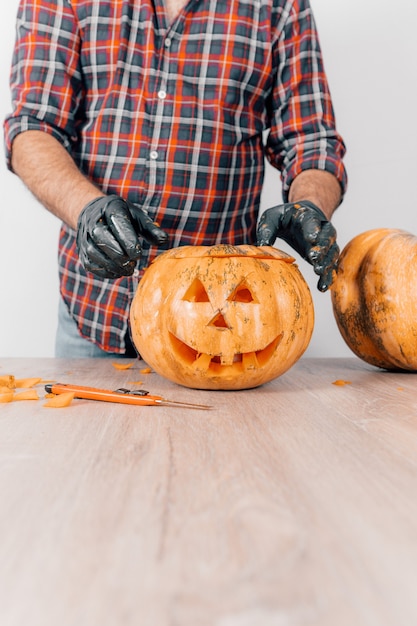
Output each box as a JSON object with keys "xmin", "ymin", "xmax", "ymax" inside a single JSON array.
[{"xmin": 0, "ymin": 357, "xmax": 416, "ymax": 626}]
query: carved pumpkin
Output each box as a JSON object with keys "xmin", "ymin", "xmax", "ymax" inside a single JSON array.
[
  {"xmin": 331, "ymin": 228, "xmax": 417, "ymax": 371},
  {"xmin": 130, "ymin": 244, "xmax": 314, "ymax": 390}
]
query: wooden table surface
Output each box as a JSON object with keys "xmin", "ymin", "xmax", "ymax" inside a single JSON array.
[{"xmin": 0, "ymin": 356, "xmax": 416, "ymax": 626}]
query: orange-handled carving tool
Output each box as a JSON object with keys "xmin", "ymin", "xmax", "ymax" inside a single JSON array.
[{"xmin": 44, "ymin": 383, "xmax": 212, "ymax": 410}]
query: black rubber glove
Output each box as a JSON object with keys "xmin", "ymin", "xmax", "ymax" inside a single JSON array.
[
  {"xmin": 256, "ymin": 201, "xmax": 339, "ymax": 292},
  {"xmin": 76, "ymin": 195, "xmax": 169, "ymax": 279}
]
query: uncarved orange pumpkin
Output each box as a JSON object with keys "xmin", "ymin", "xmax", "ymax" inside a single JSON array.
[
  {"xmin": 331, "ymin": 228, "xmax": 417, "ymax": 371},
  {"xmin": 130, "ymin": 244, "xmax": 314, "ymax": 390}
]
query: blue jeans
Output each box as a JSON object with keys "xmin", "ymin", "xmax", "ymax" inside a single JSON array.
[{"xmin": 55, "ymin": 297, "xmax": 136, "ymax": 358}]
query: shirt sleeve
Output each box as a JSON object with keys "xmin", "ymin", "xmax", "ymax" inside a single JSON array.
[
  {"xmin": 3, "ymin": 0, "xmax": 82, "ymax": 170},
  {"xmin": 266, "ymin": 0, "xmax": 347, "ymax": 201}
]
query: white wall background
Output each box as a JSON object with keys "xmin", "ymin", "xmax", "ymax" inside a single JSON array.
[{"xmin": 1, "ymin": 0, "xmax": 416, "ymax": 358}]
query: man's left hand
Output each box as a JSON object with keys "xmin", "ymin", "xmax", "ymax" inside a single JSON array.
[{"xmin": 256, "ymin": 201, "xmax": 339, "ymax": 292}]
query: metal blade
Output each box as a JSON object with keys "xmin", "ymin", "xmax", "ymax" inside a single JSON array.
[{"xmin": 159, "ymin": 398, "xmax": 213, "ymax": 410}]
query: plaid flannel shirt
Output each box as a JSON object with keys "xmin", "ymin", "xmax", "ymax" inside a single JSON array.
[{"xmin": 4, "ymin": 0, "xmax": 347, "ymax": 353}]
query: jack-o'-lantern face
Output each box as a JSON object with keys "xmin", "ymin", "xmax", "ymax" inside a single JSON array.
[
  {"xmin": 168, "ymin": 267, "xmax": 284, "ymax": 372},
  {"xmin": 130, "ymin": 245, "xmax": 314, "ymax": 390}
]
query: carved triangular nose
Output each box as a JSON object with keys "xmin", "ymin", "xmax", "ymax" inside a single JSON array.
[{"xmin": 208, "ymin": 311, "xmax": 230, "ymax": 329}]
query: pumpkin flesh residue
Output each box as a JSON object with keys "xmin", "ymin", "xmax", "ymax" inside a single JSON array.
[{"xmin": 332, "ymin": 379, "xmax": 352, "ymax": 386}]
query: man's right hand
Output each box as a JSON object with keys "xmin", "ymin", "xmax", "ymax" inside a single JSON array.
[{"xmin": 76, "ymin": 195, "xmax": 169, "ymax": 278}]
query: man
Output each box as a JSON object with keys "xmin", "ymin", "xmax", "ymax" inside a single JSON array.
[{"xmin": 4, "ymin": 0, "xmax": 347, "ymax": 358}]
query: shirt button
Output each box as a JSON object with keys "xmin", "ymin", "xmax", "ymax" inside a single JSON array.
[
  {"xmin": 158, "ymin": 90, "xmax": 167, "ymax": 100},
  {"xmin": 150, "ymin": 150, "xmax": 159, "ymax": 160},
  {"xmin": 164, "ymin": 38, "xmax": 171, "ymax": 48}
]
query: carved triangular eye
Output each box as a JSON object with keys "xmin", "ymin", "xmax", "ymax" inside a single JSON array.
[
  {"xmin": 227, "ymin": 282, "xmax": 257, "ymax": 303},
  {"xmin": 182, "ymin": 278, "xmax": 210, "ymax": 302}
]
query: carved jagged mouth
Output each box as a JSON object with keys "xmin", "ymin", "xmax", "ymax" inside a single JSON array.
[{"xmin": 168, "ymin": 332, "xmax": 284, "ymax": 373}]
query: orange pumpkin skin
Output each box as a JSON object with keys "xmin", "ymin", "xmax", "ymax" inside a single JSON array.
[
  {"xmin": 331, "ymin": 228, "xmax": 417, "ymax": 371},
  {"xmin": 130, "ymin": 244, "xmax": 314, "ymax": 390}
]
